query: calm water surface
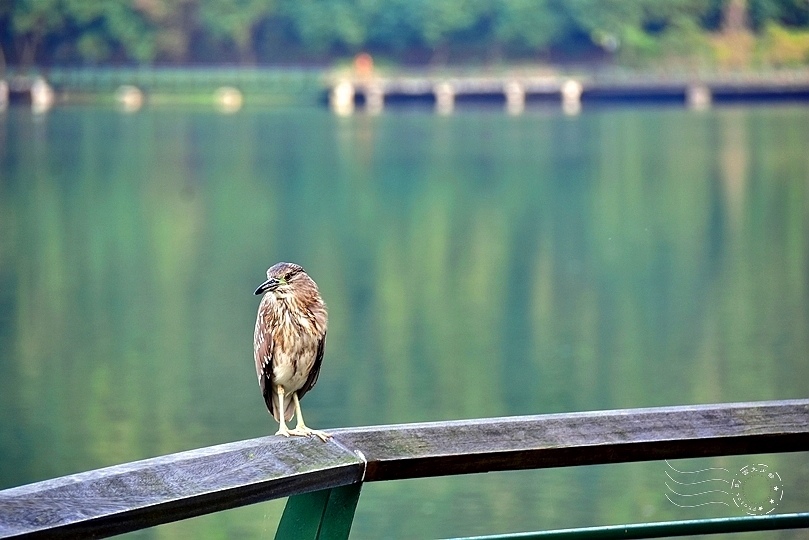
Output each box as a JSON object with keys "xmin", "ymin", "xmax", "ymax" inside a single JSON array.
[{"xmin": 0, "ymin": 104, "xmax": 807, "ymax": 538}]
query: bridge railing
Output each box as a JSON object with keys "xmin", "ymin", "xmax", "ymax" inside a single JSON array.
[{"xmin": 1, "ymin": 399, "xmax": 807, "ymax": 539}]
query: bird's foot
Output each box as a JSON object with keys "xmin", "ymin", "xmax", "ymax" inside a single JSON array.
[
  {"xmin": 275, "ymin": 427, "xmax": 292, "ymax": 438},
  {"xmin": 288, "ymin": 426, "xmax": 332, "ymax": 442}
]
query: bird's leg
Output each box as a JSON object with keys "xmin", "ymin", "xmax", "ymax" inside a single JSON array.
[
  {"xmin": 288, "ymin": 392, "xmax": 331, "ymax": 441},
  {"xmin": 274, "ymin": 386, "xmax": 291, "ymax": 437}
]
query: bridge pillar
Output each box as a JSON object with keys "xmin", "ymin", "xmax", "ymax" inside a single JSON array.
[
  {"xmin": 365, "ymin": 82, "xmax": 384, "ymax": 114},
  {"xmin": 504, "ymin": 81, "xmax": 525, "ymax": 115},
  {"xmin": 434, "ymin": 82, "xmax": 454, "ymax": 114},
  {"xmin": 687, "ymin": 84, "xmax": 711, "ymax": 110},
  {"xmin": 330, "ymin": 80, "xmax": 355, "ymax": 116},
  {"xmin": 116, "ymin": 85, "xmax": 143, "ymax": 112},
  {"xmin": 561, "ymin": 79, "xmax": 582, "ymax": 115},
  {"xmin": 215, "ymin": 86, "xmax": 243, "ymax": 113},
  {"xmin": 31, "ymin": 77, "xmax": 54, "ymax": 114},
  {"xmin": 0, "ymin": 80, "xmax": 7, "ymax": 111}
]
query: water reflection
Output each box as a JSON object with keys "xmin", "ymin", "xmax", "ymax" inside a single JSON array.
[
  {"xmin": 720, "ymin": 110, "xmax": 749, "ymax": 230},
  {"xmin": 0, "ymin": 105, "xmax": 807, "ymax": 538}
]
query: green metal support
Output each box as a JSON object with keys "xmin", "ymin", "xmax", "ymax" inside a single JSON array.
[
  {"xmin": 450, "ymin": 512, "xmax": 809, "ymax": 540},
  {"xmin": 275, "ymin": 483, "xmax": 363, "ymax": 540}
]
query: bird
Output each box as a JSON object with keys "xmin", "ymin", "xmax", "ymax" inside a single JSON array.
[{"xmin": 253, "ymin": 262, "xmax": 331, "ymax": 441}]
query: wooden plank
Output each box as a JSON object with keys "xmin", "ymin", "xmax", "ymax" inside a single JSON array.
[
  {"xmin": 1, "ymin": 399, "xmax": 807, "ymax": 538},
  {"xmin": 0, "ymin": 436, "xmax": 364, "ymax": 539},
  {"xmin": 330, "ymin": 399, "xmax": 809, "ymax": 481}
]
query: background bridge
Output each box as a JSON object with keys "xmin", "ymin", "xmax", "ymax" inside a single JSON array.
[{"xmin": 328, "ymin": 70, "xmax": 809, "ymax": 114}]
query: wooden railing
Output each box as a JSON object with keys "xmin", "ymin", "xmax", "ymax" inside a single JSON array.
[{"xmin": 1, "ymin": 399, "xmax": 808, "ymax": 539}]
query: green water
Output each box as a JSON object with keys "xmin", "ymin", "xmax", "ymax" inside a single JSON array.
[{"xmin": 0, "ymin": 104, "xmax": 807, "ymax": 538}]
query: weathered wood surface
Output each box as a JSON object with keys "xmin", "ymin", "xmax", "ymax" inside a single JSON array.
[
  {"xmin": 0, "ymin": 437, "xmax": 364, "ymax": 539},
  {"xmin": 1, "ymin": 399, "xmax": 807, "ymax": 538},
  {"xmin": 338, "ymin": 399, "xmax": 809, "ymax": 481}
]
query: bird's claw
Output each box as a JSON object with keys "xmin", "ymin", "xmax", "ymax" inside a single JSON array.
[
  {"xmin": 288, "ymin": 426, "xmax": 332, "ymax": 442},
  {"xmin": 276, "ymin": 425, "xmax": 331, "ymax": 441},
  {"xmin": 310, "ymin": 430, "xmax": 332, "ymax": 442}
]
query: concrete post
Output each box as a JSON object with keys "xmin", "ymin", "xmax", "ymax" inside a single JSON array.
[
  {"xmin": 504, "ymin": 81, "xmax": 525, "ymax": 115},
  {"xmin": 330, "ymin": 80, "xmax": 355, "ymax": 116},
  {"xmin": 434, "ymin": 82, "xmax": 454, "ymax": 115}
]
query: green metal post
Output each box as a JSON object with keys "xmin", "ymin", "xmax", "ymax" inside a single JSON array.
[{"xmin": 275, "ymin": 483, "xmax": 363, "ymax": 540}]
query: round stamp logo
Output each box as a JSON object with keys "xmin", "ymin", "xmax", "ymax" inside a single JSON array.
[{"xmin": 731, "ymin": 464, "xmax": 783, "ymax": 515}]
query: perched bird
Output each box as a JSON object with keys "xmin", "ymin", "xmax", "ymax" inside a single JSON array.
[{"xmin": 253, "ymin": 262, "xmax": 330, "ymax": 441}]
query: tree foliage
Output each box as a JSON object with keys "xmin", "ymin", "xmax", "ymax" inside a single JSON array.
[{"xmin": 1, "ymin": 0, "xmax": 808, "ymax": 66}]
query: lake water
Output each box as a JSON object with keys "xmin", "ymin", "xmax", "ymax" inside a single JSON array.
[{"xmin": 0, "ymin": 103, "xmax": 807, "ymax": 539}]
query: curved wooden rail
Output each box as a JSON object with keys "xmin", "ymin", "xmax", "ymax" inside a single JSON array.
[{"xmin": 1, "ymin": 399, "xmax": 807, "ymax": 539}]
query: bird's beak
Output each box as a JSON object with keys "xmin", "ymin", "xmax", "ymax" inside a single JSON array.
[{"xmin": 254, "ymin": 277, "xmax": 279, "ymax": 295}]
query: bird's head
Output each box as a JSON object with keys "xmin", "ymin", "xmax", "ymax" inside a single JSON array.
[{"xmin": 254, "ymin": 262, "xmax": 309, "ymax": 297}]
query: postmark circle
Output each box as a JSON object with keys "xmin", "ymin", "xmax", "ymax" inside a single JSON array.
[{"xmin": 732, "ymin": 464, "xmax": 783, "ymax": 515}]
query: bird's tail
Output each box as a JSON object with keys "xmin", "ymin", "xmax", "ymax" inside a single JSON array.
[{"xmin": 264, "ymin": 391, "xmax": 295, "ymax": 422}]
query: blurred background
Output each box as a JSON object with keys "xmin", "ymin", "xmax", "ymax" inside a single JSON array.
[
  {"xmin": 1, "ymin": 1, "xmax": 809, "ymax": 539},
  {"xmin": 2, "ymin": 0, "xmax": 809, "ymax": 68}
]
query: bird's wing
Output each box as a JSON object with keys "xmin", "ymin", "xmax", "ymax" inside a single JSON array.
[
  {"xmin": 298, "ymin": 331, "xmax": 326, "ymax": 400},
  {"xmin": 254, "ymin": 313, "xmax": 279, "ymax": 420}
]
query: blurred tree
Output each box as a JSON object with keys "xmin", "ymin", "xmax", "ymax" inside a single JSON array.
[
  {"xmin": 563, "ymin": 0, "xmax": 710, "ymax": 56},
  {"xmin": 279, "ymin": 0, "xmax": 367, "ymax": 53},
  {"xmin": 0, "ymin": 0, "xmax": 808, "ymax": 66},
  {"xmin": 9, "ymin": 0, "xmax": 66, "ymax": 67},
  {"xmin": 63, "ymin": 0, "xmax": 157, "ymax": 63},
  {"xmin": 363, "ymin": 0, "xmax": 422, "ymax": 53},
  {"xmin": 705, "ymin": 0, "xmax": 809, "ymax": 30},
  {"xmin": 491, "ymin": 0, "xmax": 564, "ymax": 54},
  {"xmin": 723, "ymin": 0, "xmax": 749, "ymax": 31},
  {"xmin": 198, "ymin": 0, "xmax": 273, "ymax": 63},
  {"xmin": 413, "ymin": 0, "xmax": 487, "ymax": 63},
  {"xmin": 749, "ymin": 0, "xmax": 809, "ymax": 27}
]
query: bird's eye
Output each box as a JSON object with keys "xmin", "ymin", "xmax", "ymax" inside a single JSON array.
[{"xmin": 285, "ymin": 272, "xmax": 293, "ymax": 281}]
